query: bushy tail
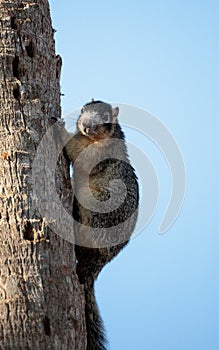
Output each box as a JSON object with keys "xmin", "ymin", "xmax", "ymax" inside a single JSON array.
[{"xmin": 84, "ymin": 282, "xmax": 107, "ymax": 350}]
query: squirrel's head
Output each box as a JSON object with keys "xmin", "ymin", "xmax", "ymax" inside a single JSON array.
[{"xmin": 77, "ymin": 99, "xmax": 119, "ymax": 140}]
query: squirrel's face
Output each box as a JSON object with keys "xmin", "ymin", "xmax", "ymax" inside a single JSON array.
[{"xmin": 77, "ymin": 101, "xmax": 119, "ymax": 140}]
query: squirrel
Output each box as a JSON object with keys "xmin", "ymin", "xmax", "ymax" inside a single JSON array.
[{"xmin": 64, "ymin": 100, "xmax": 139, "ymax": 350}]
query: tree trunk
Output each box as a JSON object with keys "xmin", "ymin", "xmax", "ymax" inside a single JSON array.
[{"xmin": 0, "ymin": 1, "xmax": 86, "ymax": 349}]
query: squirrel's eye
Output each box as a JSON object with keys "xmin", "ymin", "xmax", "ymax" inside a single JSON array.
[{"xmin": 102, "ymin": 114, "xmax": 109, "ymax": 123}]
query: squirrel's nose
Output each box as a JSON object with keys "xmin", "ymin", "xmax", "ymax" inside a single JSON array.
[
  {"xmin": 82, "ymin": 119, "xmax": 92, "ymax": 134},
  {"xmin": 82, "ymin": 119, "xmax": 91, "ymax": 128}
]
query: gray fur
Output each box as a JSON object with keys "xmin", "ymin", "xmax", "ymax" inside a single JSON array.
[{"xmin": 65, "ymin": 100, "xmax": 139, "ymax": 350}]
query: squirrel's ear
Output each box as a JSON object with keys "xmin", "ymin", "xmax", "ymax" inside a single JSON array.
[{"xmin": 112, "ymin": 107, "xmax": 119, "ymax": 122}]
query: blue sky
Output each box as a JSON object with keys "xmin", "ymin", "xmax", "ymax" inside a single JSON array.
[{"xmin": 50, "ymin": 1, "xmax": 219, "ymax": 349}]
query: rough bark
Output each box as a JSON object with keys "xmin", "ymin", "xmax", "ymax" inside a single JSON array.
[{"xmin": 0, "ymin": 1, "xmax": 86, "ymax": 349}]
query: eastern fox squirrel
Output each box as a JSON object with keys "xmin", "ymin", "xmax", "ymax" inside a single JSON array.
[{"xmin": 64, "ymin": 100, "xmax": 139, "ymax": 350}]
